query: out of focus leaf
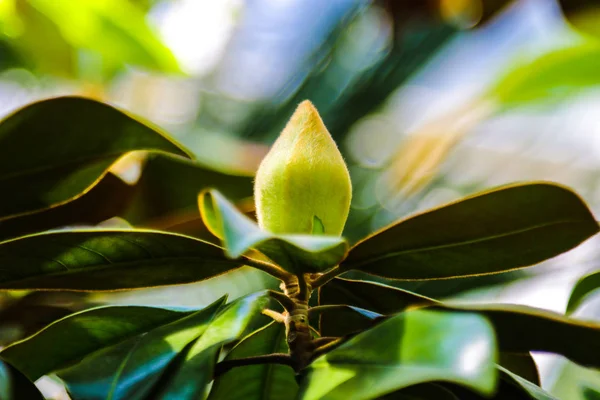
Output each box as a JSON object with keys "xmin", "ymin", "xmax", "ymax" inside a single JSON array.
[
  {"xmin": 381, "ymin": 383, "xmax": 460, "ymax": 400},
  {"xmin": 0, "ymin": 229, "xmax": 245, "ymax": 290},
  {"xmin": 123, "ymin": 154, "xmax": 253, "ymax": 234},
  {"xmin": 199, "ymin": 189, "xmax": 348, "ymax": 274},
  {"xmin": 0, "ymin": 172, "xmax": 135, "ymax": 241},
  {"xmin": 567, "ymin": 270, "xmax": 600, "ymax": 313},
  {"xmin": 151, "ymin": 292, "xmax": 269, "ymax": 399},
  {"xmin": 299, "ymin": 309, "xmax": 497, "ymax": 400},
  {"xmin": 492, "ymin": 41, "xmax": 600, "ymax": 107},
  {"xmin": 28, "ymin": 0, "xmax": 179, "ymax": 74},
  {"xmin": 341, "ymin": 183, "xmax": 598, "ymax": 280},
  {"xmin": 0, "ymin": 97, "xmax": 190, "ymax": 220},
  {"xmin": 1, "ymin": 304, "xmax": 203, "ymax": 381},
  {"xmin": 0, "ymin": 360, "xmax": 43, "ymax": 400},
  {"xmin": 208, "ymin": 321, "xmax": 296, "ymax": 400},
  {"xmin": 57, "ymin": 296, "xmax": 228, "ymax": 400}
]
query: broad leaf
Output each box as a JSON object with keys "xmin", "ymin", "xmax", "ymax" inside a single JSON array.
[
  {"xmin": 299, "ymin": 309, "xmax": 497, "ymax": 400},
  {"xmin": 199, "ymin": 189, "xmax": 348, "ymax": 274},
  {"xmin": 567, "ymin": 270, "xmax": 600, "ymax": 313},
  {"xmin": 152, "ymin": 292, "xmax": 270, "ymax": 399},
  {"xmin": 320, "ymin": 278, "xmax": 600, "ymax": 368},
  {"xmin": 341, "ymin": 183, "xmax": 598, "ymax": 280},
  {"xmin": 0, "ymin": 360, "xmax": 44, "ymax": 400},
  {"xmin": 0, "ymin": 97, "xmax": 190, "ymax": 220},
  {"xmin": 0, "ymin": 305, "xmax": 199, "ymax": 381},
  {"xmin": 381, "ymin": 383, "xmax": 460, "ymax": 399},
  {"xmin": 209, "ymin": 321, "xmax": 296, "ymax": 400},
  {"xmin": 0, "ymin": 229, "xmax": 246, "ymax": 291},
  {"xmin": 57, "ymin": 296, "xmax": 228, "ymax": 400}
]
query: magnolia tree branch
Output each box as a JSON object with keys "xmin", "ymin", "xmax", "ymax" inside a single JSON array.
[
  {"xmin": 243, "ymin": 257, "xmax": 292, "ymax": 281},
  {"xmin": 267, "ymin": 290, "xmax": 296, "ymax": 312},
  {"xmin": 214, "ymin": 354, "xmax": 294, "ymax": 378}
]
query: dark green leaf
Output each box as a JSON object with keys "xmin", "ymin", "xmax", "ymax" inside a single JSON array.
[
  {"xmin": 0, "ymin": 360, "xmax": 44, "ymax": 400},
  {"xmin": 153, "ymin": 292, "xmax": 270, "ymax": 399},
  {"xmin": 122, "ymin": 153, "xmax": 253, "ymax": 231},
  {"xmin": 58, "ymin": 296, "xmax": 228, "ymax": 400},
  {"xmin": 567, "ymin": 270, "xmax": 600, "ymax": 313},
  {"xmin": 320, "ymin": 278, "xmax": 600, "ymax": 368},
  {"xmin": 341, "ymin": 183, "xmax": 598, "ymax": 280},
  {"xmin": 0, "ymin": 97, "xmax": 190, "ymax": 220},
  {"xmin": 0, "ymin": 305, "xmax": 201, "ymax": 381},
  {"xmin": 209, "ymin": 321, "xmax": 296, "ymax": 400},
  {"xmin": 498, "ymin": 352, "xmax": 540, "ymax": 386},
  {"xmin": 199, "ymin": 189, "xmax": 348, "ymax": 274},
  {"xmin": 299, "ymin": 309, "xmax": 497, "ymax": 400},
  {"xmin": 381, "ymin": 383, "xmax": 460, "ymax": 400},
  {"xmin": 318, "ymin": 278, "xmax": 434, "ymax": 336},
  {"xmin": 498, "ymin": 366, "xmax": 557, "ymax": 400},
  {"xmin": 0, "ymin": 229, "xmax": 245, "ymax": 291},
  {"xmin": 0, "ymin": 172, "xmax": 135, "ymax": 241}
]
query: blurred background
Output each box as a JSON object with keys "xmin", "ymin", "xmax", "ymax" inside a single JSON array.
[{"xmin": 2, "ymin": 0, "xmax": 600, "ymax": 398}]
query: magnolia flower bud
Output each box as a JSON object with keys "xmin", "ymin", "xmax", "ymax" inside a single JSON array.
[{"xmin": 254, "ymin": 100, "xmax": 352, "ymax": 235}]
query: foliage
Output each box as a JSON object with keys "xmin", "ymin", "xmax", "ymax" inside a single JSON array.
[{"xmin": 0, "ymin": 96, "xmax": 597, "ymax": 400}]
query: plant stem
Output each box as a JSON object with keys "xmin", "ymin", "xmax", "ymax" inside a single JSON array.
[
  {"xmin": 243, "ymin": 257, "xmax": 292, "ymax": 281},
  {"xmin": 311, "ymin": 337, "xmax": 344, "ymax": 361},
  {"xmin": 309, "ymin": 266, "xmax": 341, "ymax": 288},
  {"xmin": 267, "ymin": 290, "xmax": 295, "ymax": 312},
  {"xmin": 213, "ymin": 354, "xmax": 293, "ymax": 378},
  {"xmin": 262, "ymin": 308, "xmax": 286, "ymax": 323}
]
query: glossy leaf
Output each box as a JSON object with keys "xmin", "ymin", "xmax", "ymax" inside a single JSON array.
[
  {"xmin": 320, "ymin": 278, "xmax": 600, "ymax": 368},
  {"xmin": 57, "ymin": 296, "xmax": 228, "ymax": 400},
  {"xmin": 341, "ymin": 183, "xmax": 598, "ymax": 280},
  {"xmin": 209, "ymin": 321, "xmax": 296, "ymax": 400},
  {"xmin": 0, "ymin": 360, "xmax": 44, "ymax": 400},
  {"xmin": 567, "ymin": 270, "xmax": 600, "ymax": 313},
  {"xmin": 0, "ymin": 229, "xmax": 246, "ymax": 291},
  {"xmin": 153, "ymin": 292, "xmax": 270, "ymax": 399},
  {"xmin": 0, "ymin": 97, "xmax": 190, "ymax": 220},
  {"xmin": 0, "ymin": 305, "xmax": 197, "ymax": 381},
  {"xmin": 492, "ymin": 41, "xmax": 600, "ymax": 107},
  {"xmin": 498, "ymin": 367, "xmax": 556, "ymax": 400},
  {"xmin": 381, "ymin": 383, "xmax": 460, "ymax": 400},
  {"xmin": 199, "ymin": 189, "xmax": 348, "ymax": 274},
  {"xmin": 300, "ymin": 309, "xmax": 497, "ymax": 400}
]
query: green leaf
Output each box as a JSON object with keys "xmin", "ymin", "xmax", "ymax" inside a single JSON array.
[
  {"xmin": 199, "ymin": 189, "xmax": 349, "ymax": 274},
  {"xmin": 381, "ymin": 383, "xmax": 460, "ymax": 400},
  {"xmin": 153, "ymin": 292, "xmax": 270, "ymax": 399},
  {"xmin": 498, "ymin": 352, "xmax": 540, "ymax": 386},
  {"xmin": 0, "ymin": 360, "xmax": 44, "ymax": 400},
  {"xmin": 341, "ymin": 183, "xmax": 598, "ymax": 280},
  {"xmin": 320, "ymin": 278, "xmax": 600, "ymax": 368},
  {"xmin": 0, "ymin": 172, "xmax": 135, "ymax": 241},
  {"xmin": 0, "ymin": 305, "xmax": 200, "ymax": 381},
  {"xmin": 0, "ymin": 97, "xmax": 190, "ymax": 220},
  {"xmin": 57, "ymin": 296, "xmax": 228, "ymax": 400},
  {"xmin": 567, "ymin": 270, "xmax": 600, "ymax": 313},
  {"xmin": 491, "ymin": 41, "xmax": 600, "ymax": 107},
  {"xmin": 300, "ymin": 309, "xmax": 497, "ymax": 400},
  {"xmin": 0, "ymin": 229, "xmax": 246, "ymax": 291},
  {"xmin": 498, "ymin": 366, "xmax": 557, "ymax": 400},
  {"xmin": 123, "ymin": 153, "xmax": 253, "ymax": 229},
  {"xmin": 209, "ymin": 322, "xmax": 296, "ymax": 400},
  {"xmin": 28, "ymin": 0, "xmax": 180, "ymax": 74}
]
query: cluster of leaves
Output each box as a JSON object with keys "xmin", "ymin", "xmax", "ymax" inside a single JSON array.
[{"xmin": 0, "ymin": 96, "xmax": 598, "ymax": 400}]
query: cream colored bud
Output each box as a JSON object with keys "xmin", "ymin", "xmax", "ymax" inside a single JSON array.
[{"xmin": 254, "ymin": 101, "xmax": 352, "ymax": 236}]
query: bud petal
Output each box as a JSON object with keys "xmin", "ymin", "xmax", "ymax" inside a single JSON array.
[{"xmin": 254, "ymin": 100, "xmax": 352, "ymax": 235}]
